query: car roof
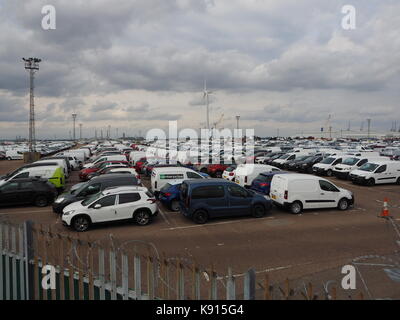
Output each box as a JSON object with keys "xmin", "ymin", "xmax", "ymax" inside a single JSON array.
[
  {"xmin": 153, "ymin": 166, "xmax": 193, "ymax": 173},
  {"xmin": 91, "ymin": 173, "xmax": 137, "ymax": 182},
  {"xmin": 274, "ymin": 173, "xmax": 320, "ymax": 180},
  {"xmin": 367, "ymin": 160, "xmax": 397, "ymax": 165},
  {"xmin": 260, "ymin": 171, "xmax": 290, "ymax": 177},
  {"xmin": 183, "ymin": 178, "xmax": 231, "ymax": 186},
  {"xmin": 103, "ymin": 186, "xmax": 148, "ymax": 194}
]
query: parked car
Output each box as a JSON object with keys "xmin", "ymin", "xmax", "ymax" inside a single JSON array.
[
  {"xmin": 61, "ymin": 186, "xmax": 158, "ymax": 232},
  {"xmin": 207, "ymin": 164, "xmax": 230, "ymax": 178},
  {"xmin": 53, "ymin": 174, "xmax": 140, "ymax": 213},
  {"xmin": 349, "ymin": 161, "xmax": 400, "ymax": 186},
  {"xmin": 0, "ymin": 164, "xmax": 65, "ymax": 191},
  {"xmin": 222, "ymin": 165, "xmax": 237, "ymax": 181},
  {"xmin": 293, "ymin": 156, "xmax": 324, "ymax": 173},
  {"xmin": 282, "ymin": 156, "xmax": 311, "ymax": 170},
  {"xmin": 158, "ymin": 172, "xmax": 210, "ymax": 211},
  {"xmin": 269, "ymin": 174, "xmax": 354, "ymax": 214},
  {"xmin": 151, "ymin": 166, "xmax": 205, "ymax": 194},
  {"xmin": 250, "ymin": 171, "xmax": 290, "ymax": 195},
  {"xmin": 79, "ymin": 161, "xmax": 129, "ymax": 181},
  {"xmin": 0, "ymin": 178, "xmax": 57, "ymax": 207},
  {"xmin": 5, "ymin": 150, "xmax": 24, "ymax": 160},
  {"xmin": 312, "ymin": 155, "xmax": 345, "ymax": 176},
  {"xmin": 333, "ymin": 156, "xmax": 389, "ymax": 180},
  {"xmin": 234, "ymin": 164, "xmax": 281, "ymax": 188},
  {"xmin": 86, "ymin": 165, "xmax": 133, "ymax": 180},
  {"xmin": 179, "ymin": 179, "xmax": 272, "ymax": 224}
]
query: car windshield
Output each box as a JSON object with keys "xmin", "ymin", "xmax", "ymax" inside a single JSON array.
[
  {"xmin": 343, "ymin": 158, "xmax": 360, "ymax": 166},
  {"xmin": 359, "ymin": 163, "xmax": 379, "ymax": 172},
  {"xmin": 295, "ymin": 156, "xmax": 309, "ymax": 162},
  {"xmin": 279, "ymin": 154, "xmax": 290, "ymax": 159},
  {"xmin": 226, "ymin": 166, "xmax": 236, "ymax": 172},
  {"xmin": 72, "ymin": 182, "xmax": 89, "ymax": 195},
  {"xmin": 320, "ymin": 157, "xmax": 335, "ymax": 164},
  {"xmin": 82, "ymin": 192, "xmax": 103, "ymax": 206}
]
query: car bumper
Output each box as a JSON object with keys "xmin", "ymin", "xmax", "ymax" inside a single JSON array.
[
  {"xmin": 349, "ymin": 174, "xmax": 367, "ymax": 185},
  {"xmin": 313, "ymin": 168, "xmax": 327, "ymax": 175},
  {"xmin": 334, "ymin": 171, "xmax": 350, "ymax": 179},
  {"xmin": 52, "ymin": 202, "xmax": 69, "ymax": 214}
]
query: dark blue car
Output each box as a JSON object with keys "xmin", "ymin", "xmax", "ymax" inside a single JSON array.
[
  {"xmin": 159, "ymin": 172, "xmax": 210, "ymax": 211},
  {"xmin": 250, "ymin": 171, "xmax": 291, "ymax": 195},
  {"xmin": 179, "ymin": 179, "xmax": 272, "ymax": 224}
]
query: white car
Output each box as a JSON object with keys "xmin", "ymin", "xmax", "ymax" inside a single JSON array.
[{"xmin": 62, "ymin": 186, "xmax": 158, "ymax": 232}]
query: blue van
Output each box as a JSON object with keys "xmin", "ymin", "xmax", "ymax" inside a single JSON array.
[
  {"xmin": 179, "ymin": 179, "xmax": 272, "ymax": 224},
  {"xmin": 250, "ymin": 171, "xmax": 291, "ymax": 195}
]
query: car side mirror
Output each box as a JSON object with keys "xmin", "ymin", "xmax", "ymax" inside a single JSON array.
[{"xmin": 94, "ymin": 204, "xmax": 102, "ymax": 209}]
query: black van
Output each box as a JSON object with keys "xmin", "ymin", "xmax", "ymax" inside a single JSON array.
[{"xmin": 52, "ymin": 174, "xmax": 140, "ymax": 213}]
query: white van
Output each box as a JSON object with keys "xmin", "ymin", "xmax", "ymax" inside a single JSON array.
[
  {"xmin": 312, "ymin": 155, "xmax": 346, "ymax": 176},
  {"xmin": 5, "ymin": 150, "xmax": 24, "ymax": 160},
  {"xmin": 349, "ymin": 160, "xmax": 400, "ymax": 186},
  {"xmin": 83, "ymin": 155, "xmax": 127, "ymax": 169},
  {"xmin": 333, "ymin": 156, "xmax": 390, "ymax": 180},
  {"xmin": 234, "ymin": 164, "xmax": 281, "ymax": 187},
  {"xmin": 0, "ymin": 165, "xmax": 65, "ymax": 189},
  {"xmin": 151, "ymin": 167, "xmax": 205, "ymax": 193},
  {"xmin": 35, "ymin": 159, "xmax": 69, "ymax": 178},
  {"xmin": 270, "ymin": 174, "xmax": 354, "ymax": 214}
]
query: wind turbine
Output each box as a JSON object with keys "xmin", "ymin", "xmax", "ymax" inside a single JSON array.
[{"xmin": 203, "ymin": 80, "xmax": 214, "ymax": 131}]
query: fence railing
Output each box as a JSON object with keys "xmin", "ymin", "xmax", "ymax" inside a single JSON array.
[{"xmin": 0, "ymin": 219, "xmax": 386, "ymax": 300}]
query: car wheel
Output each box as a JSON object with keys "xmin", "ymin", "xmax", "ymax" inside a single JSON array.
[
  {"xmin": 338, "ymin": 198, "xmax": 349, "ymax": 210},
  {"xmin": 170, "ymin": 200, "xmax": 180, "ymax": 212},
  {"xmin": 252, "ymin": 204, "xmax": 266, "ymax": 218},
  {"xmin": 326, "ymin": 170, "xmax": 333, "ymax": 177},
  {"xmin": 367, "ymin": 178, "xmax": 375, "ymax": 186},
  {"xmin": 192, "ymin": 210, "xmax": 208, "ymax": 224},
  {"xmin": 34, "ymin": 196, "xmax": 48, "ymax": 207},
  {"xmin": 290, "ymin": 201, "xmax": 302, "ymax": 214},
  {"xmin": 396, "ymin": 177, "xmax": 400, "ymax": 185},
  {"xmin": 72, "ymin": 216, "xmax": 90, "ymax": 232},
  {"xmin": 134, "ymin": 210, "xmax": 151, "ymax": 226},
  {"xmin": 7, "ymin": 157, "xmax": 11, "ymax": 161}
]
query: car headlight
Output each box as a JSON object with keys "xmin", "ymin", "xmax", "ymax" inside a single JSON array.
[
  {"xmin": 55, "ymin": 197, "xmax": 65, "ymax": 203},
  {"xmin": 63, "ymin": 210, "xmax": 75, "ymax": 216}
]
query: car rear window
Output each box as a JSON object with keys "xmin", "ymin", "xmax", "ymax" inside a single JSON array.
[
  {"xmin": 255, "ymin": 174, "xmax": 271, "ymax": 183},
  {"xmin": 192, "ymin": 185, "xmax": 225, "ymax": 199},
  {"xmin": 119, "ymin": 193, "xmax": 141, "ymax": 204}
]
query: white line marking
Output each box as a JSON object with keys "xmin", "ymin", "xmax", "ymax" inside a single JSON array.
[
  {"xmin": 158, "ymin": 207, "xmax": 171, "ymax": 225},
  {"xmin": 161, "ymin": 216, "xmax": 275, "ymax": 231}
]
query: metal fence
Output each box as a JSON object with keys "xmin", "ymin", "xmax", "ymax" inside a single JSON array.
[{"xmin": 1, "ymin": 219, "xmax": 395, "ymax": 300}]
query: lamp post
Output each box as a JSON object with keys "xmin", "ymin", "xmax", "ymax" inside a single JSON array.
[
  {"xmin": 72, "ymin": 113, "xmax": 77, "ymax": 141},
  {"xmin": 22, "ymin": 57, "xmax": 41, "ymax": 153}
]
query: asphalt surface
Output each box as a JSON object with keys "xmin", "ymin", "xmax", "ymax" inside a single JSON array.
[{"xmin": 1, "ymin": 159, "xmax": 399, "ymax": 299}]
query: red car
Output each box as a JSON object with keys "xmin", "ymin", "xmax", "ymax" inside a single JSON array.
[
  {"xmin": 207, "ymin": 164, "xmax": 230, "ymax": 178},
  {"xmin": 79, "ymin": 161, "xmax": 130, "ymax": 181}
]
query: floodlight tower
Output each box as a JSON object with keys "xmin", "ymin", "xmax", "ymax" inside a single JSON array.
[
  {"xmin": 23, "ymin": 57, "xmax": 41, "ymax": 153},
  {"xmin": 79, "ymin": 123, "xmax": 82, "ymax": 140},
  {"xmin": 72, "ymin": 113, "xmax": 77, "ymax": 141}
]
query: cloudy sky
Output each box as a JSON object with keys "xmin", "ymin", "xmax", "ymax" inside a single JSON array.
[{"xmin": 0, "ymin": 0, "xmax": 399, "ymax": 139}]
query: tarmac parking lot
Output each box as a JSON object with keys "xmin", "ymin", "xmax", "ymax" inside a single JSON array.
[{"xmin": 1, "ymin": 159, "xmax": 399, "ymax": 298}]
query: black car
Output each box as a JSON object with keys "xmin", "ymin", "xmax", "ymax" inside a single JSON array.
[
  {"xmin": 52, "ymin": 174, "xmax": 140, "ymax": 213},
  {"xmin": 264, "ymin": 153, "xmax": 285, "ymax": 165},
  {"xmin": 295, "ymin": 156, "xmax": 324, "ymax": 173},
  {"xmin": 283, "ymin": 156, "xmax": 312, "ymax": 170},
  {"xmin": 0, "ymin": 178, "xmax": 57, "ymax": 207}
]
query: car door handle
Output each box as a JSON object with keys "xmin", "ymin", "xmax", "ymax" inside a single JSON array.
[{"xmin": 320, "ymin": 193, "xmax": 325, "ymax": 195}]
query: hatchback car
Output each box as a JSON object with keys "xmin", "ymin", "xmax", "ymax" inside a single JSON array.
[
  {"xmin": 62, "ymin": 186, "xmax": 158, "ymax": 232},
  {"xmin": 0, "ymin": 178, "xmax": 57, "ymax": 207},
  {"xmin": 179, "ymin": 179, "xmax": 272, "ymax": 224},
  {"xmin": 53, "ymin": 174, "xmax": 140, "ymax": 213}
]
